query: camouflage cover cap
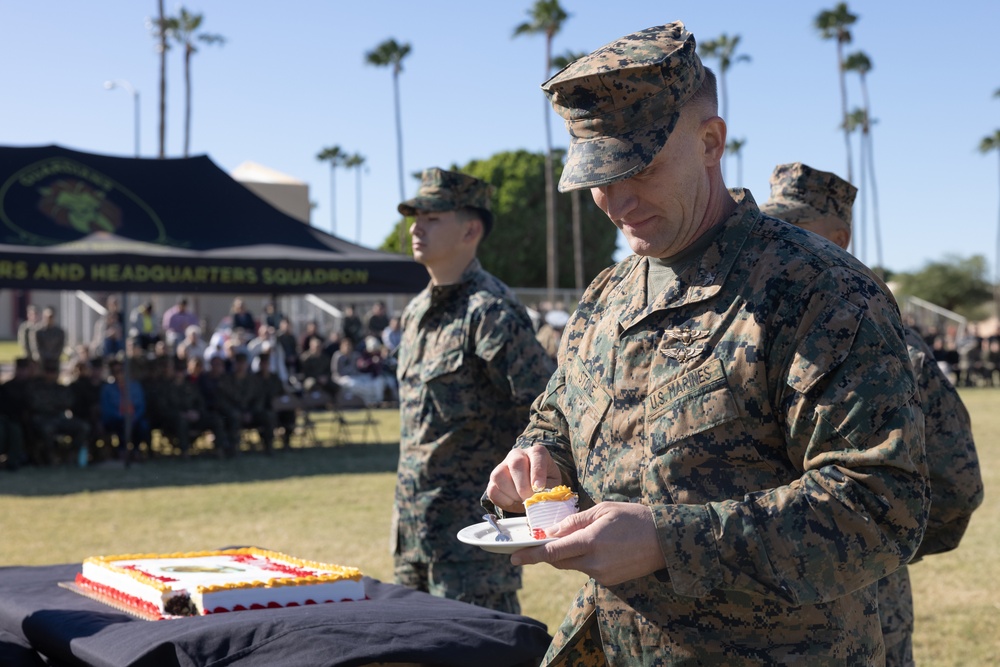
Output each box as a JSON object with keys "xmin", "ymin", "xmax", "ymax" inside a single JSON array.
[
  {"xmin": 542, "ymin": 21, "xmax": 705, "ymax": 192},
  {"xmin": 398, "ymin": 167, "xmax": 493, "ymax": 217},
  {"xmin": 759, "ymin": 162, "xmax": 858, "ymax": 227}
]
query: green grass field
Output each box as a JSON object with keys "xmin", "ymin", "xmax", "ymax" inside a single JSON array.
[{"xmin": 0, "ymin": 390, "xmax": 996, "ymax": 665}]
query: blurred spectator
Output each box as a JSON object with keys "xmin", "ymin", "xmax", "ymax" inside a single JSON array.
[
  {"xmin": 263, "ymin": 300, "xmax": 284, "ymax": 328},
  {"xmin": 165, "ymin": 357, "xmax": 229, "ymax": 458},
  {"xmin": 162, "ymin": 298, "xmax": 199, "ymax": 347},
  {"xmin": 275, "ymin": 318, "xmax": 299, "ymax": 376},
  {"xmin": 331, "ymin": 337, "xmax": 385, "ymax": 406},
  {"xmin": 342, "ymin": 304, "xmax": 364, "ymax": 345},
  {"xmin": 91, "ymin": 295, "xmax": 125, "ymax": 353},
  {"xmin": 27, "ymin": 359, "xmax": 90, "ymax": 465},
  {"xmin": 230, "ymin": 297, "xmax": 256, "ymax": 333},
  {"xmin": 97, "ymin": 323, "xmax": 125, "ymax": 360},
  {"xmin": 100, "ymin": 358, "xmax": 150, "ymax": 458},
  {"xmin": 0, "ymin": 409, "xmax": 24, "ymax": 471},
  {"xmin": 298, "ymin": 337, "xmax": 333, "ymax": 395},
  {"xmin": 956, "ymin": 325, "xmax": 982, "ymax": 387},
  {"xmin": 30, "ymin": 306, "xmax": 66, "ymax": 365},
  {"xmin": 322, "ymin": 330, "xmax": 343, "ymax": 359},
  {"xmin": 299, "ymin": 320, "xmax": 324, "ymax": 355},
  {"xmin": 536, "ymin": 307, "xmax": 569, "ymax": 360},
  {"xmin": 218, "ymin": 352, "xmax": 275, "ymax": 455},
  {"xmin": 986, "ymin": 336, "xmax": 1000, "ymax": 386},
  {"xmin": 194, "ymin": 356, "xmax": 230, "ymax": 456},
  {"xmin": 366, "ymin": 301, "xmax": 390, "ymax": 338},
  {"xmin": 176, "ymin": 325, "xmax": 208, "ymax": 362},
  {"xmin": 16, "ymin": 304, "xmax": 38, "ymax": 360},
  {"xmin": 248, "ymin": 325, "xmax": 288, "ymax": 383},
  {"xmin": 382, "ymin": 316, "xmax": 402, "ymax": 352},
  {"xmin": 0, "ymin": 358, "xmax": 35, "ymax": 469},
  {"xmin": 129, "ymin": 301, "xmax": 160, "ymax": 350},
  {"xmin": 69, "ymin": 358, "xmax": 107, "ymax": 463},
  {"xmin": 257, "ymin": 351, "xmax": 296, "ymax": 451},
  {"xmin": 142, "ymin": 358, "xmax": 172, "ymax": 444}
]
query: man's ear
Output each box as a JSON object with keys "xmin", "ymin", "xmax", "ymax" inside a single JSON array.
[
  {"xmin": 464, "ymin": 217, "xmax": 484, "ymax": 244},
  {"xmin": 831, "ymin": 227, "xmax": 852, "ymax": 251},
  {"xmin": 702, "ymin": 116, "xmax": 727, "ymax": 166}
]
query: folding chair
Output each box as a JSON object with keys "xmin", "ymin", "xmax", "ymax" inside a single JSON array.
[{"xmin": 331, "ymin": 390, "xmax": 380, "ymax": 444}]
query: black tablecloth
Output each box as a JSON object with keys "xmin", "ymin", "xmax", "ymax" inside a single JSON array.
[{"xmin": 0, "ymin": 563, "xmax": 551, "ymax": 667}]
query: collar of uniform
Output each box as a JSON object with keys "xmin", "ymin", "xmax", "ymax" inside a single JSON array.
[
  {"xmin": 615, "ymin": 189, "xmax": 762, "ymax": 331},
  {"xmin": 428, "ymin": 257, "xmax": 483, "ymax": 304},
  {"xmin": 412, "ymin": 258, "xmax": 483, "ymax": 322}
]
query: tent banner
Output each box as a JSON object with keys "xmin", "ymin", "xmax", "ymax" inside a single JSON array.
[{"xmin": 0, "ymin": 253, "xmax": 419, "ymax": 294}]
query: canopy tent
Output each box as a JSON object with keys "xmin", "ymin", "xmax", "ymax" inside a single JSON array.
[{"xmin": 0, "ymin": 145, "xmax": 426, "ymax": 294}]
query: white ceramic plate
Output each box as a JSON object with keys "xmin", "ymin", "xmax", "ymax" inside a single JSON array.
[{"xmin": 456, "ymin": 517, "xmax": 556, "ymax": 554}]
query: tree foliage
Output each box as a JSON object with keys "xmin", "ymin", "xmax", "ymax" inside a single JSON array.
[
  {"xmin": 379, "ymin": 150, "xmax": 618, "ymax": 288},
  {"xmin": 893, "ymin": 254, "xmax": 994, "ymax": 318}
]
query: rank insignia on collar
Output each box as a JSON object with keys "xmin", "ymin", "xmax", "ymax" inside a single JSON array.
[
  {"xmin": 661, "ymin": 344, "xmax": 707, "ymax": 363},
  {"xmin": 662, "ymin": 328, "xmax": 709, "ymax": 346}
]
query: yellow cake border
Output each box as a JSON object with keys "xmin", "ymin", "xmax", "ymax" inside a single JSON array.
[{"xmin": 83, "ymin": 548, "xmax": 363, "ymax": 594}]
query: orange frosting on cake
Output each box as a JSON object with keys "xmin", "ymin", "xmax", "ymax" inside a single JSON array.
[{"xmin": 523, "ymin": 485, "xmax": 576, "ymax": 508}]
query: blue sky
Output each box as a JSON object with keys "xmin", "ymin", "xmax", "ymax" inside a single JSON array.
[{"xmin": 2, "ymin": 1, "xmax": 998, "ymax": 276}]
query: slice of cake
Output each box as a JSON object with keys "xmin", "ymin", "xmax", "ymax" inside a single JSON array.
[
  {"xmin": 75, "ymin": 548, "xmax": 365, "ymax": 619},
  {"xmin": 523, "ymin": 486, "xmax": 579, "ymax": 539}
]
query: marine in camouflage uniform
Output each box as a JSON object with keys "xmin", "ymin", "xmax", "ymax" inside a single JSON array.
[
  {"xmin": 761, "ymin": 162, "xmax": 984, "ymax": 667},
  {"xmin": 217, "ymin": 353, "xmax": 275, "ymax": 454},
  {"xmin": 488, "ymin": 23, "xmax": 929, "ymax": 665},
  {"xmin": 26, "ymin": 360, "xmax": 90, "ymax": 465},
  {"xmin": 393, "ymin": 168, "xmax": 555, "ymax": 613}
]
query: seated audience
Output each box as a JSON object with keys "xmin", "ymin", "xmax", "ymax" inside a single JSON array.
[{"xmin": 331, "ymin": 337, "xmax": 385, "ymax": 406}]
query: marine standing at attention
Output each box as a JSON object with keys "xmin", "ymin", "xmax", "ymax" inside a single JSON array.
[
  {"xmin": 760, "ymin": 162, "xmax": 984, "ymax": 667},
  {"xmin": 392, "ymin": 168, "xmax": 555, "ymax": 613},
  {"xmin": 486, "ymin": 22, "xmax": 929, "ymax": 665}
]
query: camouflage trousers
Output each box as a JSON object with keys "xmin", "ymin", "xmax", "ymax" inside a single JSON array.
[
  {"xmin": 393, "ymin": 557, "xmax": 521, "ymax": 615},
  {"xmin": 879, "ymin": 566, "xmax": 915, "ymax": 667}
]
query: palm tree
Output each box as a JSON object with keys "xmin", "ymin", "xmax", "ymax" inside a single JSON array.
[
  {"xmin": 844, "ymin": 50, "xmax": 882, "ymax": 269},
  {"xmin": 725, "ymin": 137, "xmax": 747, "ymax": 187},
  {"xmin": 163, "ymin": 8, "xmax": 225, "ymax": 158},
  {"xmin": 147, "ymin": 1, "xmax": 169, "ymax": 158},
  {"xmin": 815, "ymin": 3, "xmax": 858, "ymax": 190},
  {"xmin": 316, "ymin": 146, "xmax": 347, "ymax": 236},
  {"xmin": 980, "ymin": 128, "xmax": 1000, "ymax": 318},
  {"xmin": 844, "ymin": 108, "xmax": 868, "ymax": 262},
  {"xmin": 366, "ymin": 38, "xmax": 412, "ymax": 253},
  {"xmin": 552, "ymin": 50, "xmax": 587, "ymax": 291},
  {"xmin": 344, "ymin": 153, "xmax": 367, "ymax": 244},
  {"xmin": 514, "ymin": 0, "xmax": 569, "ymax": 299},
  {"xmin": 698, "ymin": 34, "xmax": 750, "ymax": 181}
]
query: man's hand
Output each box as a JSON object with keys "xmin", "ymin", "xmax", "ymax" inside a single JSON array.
[
  {"xmin": 486, "ymin": 445, "xmax": 563, "ymax": 513},
  {"xmin": 510, "ymin": 501, "xmax": 666, "ymax": 587}
]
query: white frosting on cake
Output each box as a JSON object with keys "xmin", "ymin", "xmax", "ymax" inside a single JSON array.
[
  {"xmin": 78, "ymin": 548, "xmax": 364, "ymax": 617},
  {"xmin": 525, "ymin": 498, "xmax": 579, "ymax": 534}
]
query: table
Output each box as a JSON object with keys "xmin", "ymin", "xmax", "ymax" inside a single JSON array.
[{"xmin": 0, "ymin": 563, "xmax": 551, "ymax": 667}]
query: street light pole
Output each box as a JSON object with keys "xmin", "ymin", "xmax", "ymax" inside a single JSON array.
[{"xmin": 104, "ymin": 80, "xmax": 140, "ymax": 158}]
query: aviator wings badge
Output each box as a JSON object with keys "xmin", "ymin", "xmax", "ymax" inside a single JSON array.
[{"xmin": 663, "ymin": 328, "xmax": 709, "ymax": 346}]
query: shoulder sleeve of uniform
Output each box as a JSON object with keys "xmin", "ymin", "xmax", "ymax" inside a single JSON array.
[
  {"xmin": 909, "ymin": 332, "xmax": 984, "ymax": 559},
  {"xmin": 472, "ymin": 297, "xmax": 554, "ymax": 407}
]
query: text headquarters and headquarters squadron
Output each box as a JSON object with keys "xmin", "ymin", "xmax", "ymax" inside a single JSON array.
[
  {"xmin": 759, "ymin": 162, "xmax": 984, "ymax": 667},
  {"xmin": 391, "ymin": 168, "xmax": 555, "ymax": 612},
  {"xmin": 486, "ymin": 22, "xmax": 930, "ymax": 666}
]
